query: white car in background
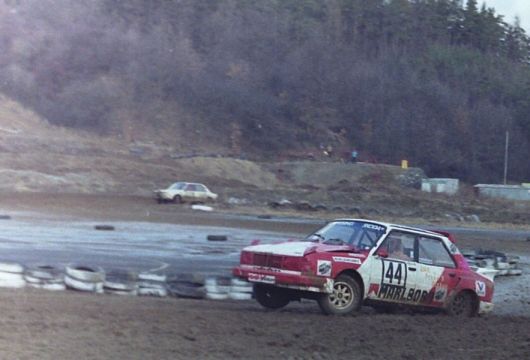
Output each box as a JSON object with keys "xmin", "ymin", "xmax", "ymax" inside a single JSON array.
[{"xmin": 154, "ymin": 182, "xmax": 218, "ymax": 204}]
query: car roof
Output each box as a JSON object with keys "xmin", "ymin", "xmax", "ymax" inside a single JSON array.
[{"xmin": 333, "ymin": 218, "xmax": 447, "ymax": 239}]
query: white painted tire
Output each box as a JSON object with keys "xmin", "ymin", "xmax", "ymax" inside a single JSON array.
[
  {"xmin": 105, "ymin": 289, "xmax": 138, "ymax": 296},
  {"xmin": 206, "ymin": 292, "xmax": 229, "ymax": 300},
  {"xmin": 0, "ymin": 262, "xmax": 24, "ymax": 274},
  {"xmin": 231, "ymin": 278, "xmax": 250, "ymax": 286},
  {"xmin": 138, "ymin": 273, "xmax": 166, "ymax": 282},
  {"xmin": 0, "ymin": 278, "xmax": 25, "ymax": 288},
  {"xmin": 0, "ymin": 272, "xmax": 24, "ymax": 281},
  {"xmin": 104, "ymin": 280, "xmax": 137, "ymax": 292},
  {"xmin": 28, "ymin": 282, "xmax": 66, "ymax": 291},
  {"xmin": 25, "ymin": 265, "xmax": 61, "ymax": 281},
  {"xmin": 66, "ymin": 265, "xmax": 105, "ymax": 283},
  {"xmin": 205, "ymin": 284, "xmax": 230, "ymax": 294},
  {"xmin": 229, "ymin": 292, "xmax": 253, "ymax": 300},
  {"xmin": 65, "ymin": 275, "xmax": 103, "ymax": 293},
  {"xmin": 230, "ymin": 285, "xmax": 253, "ymax": 293},
  {"xmin": 41, "ymin": 283, "xmax": 66, "ymax": 291}
]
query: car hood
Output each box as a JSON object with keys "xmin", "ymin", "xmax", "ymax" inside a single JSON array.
[{"xmin": 244, "ymin": 241, "xmax": 354, "ymax": 257}]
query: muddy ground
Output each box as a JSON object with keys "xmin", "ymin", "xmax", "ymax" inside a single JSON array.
[{"xmin": 0, "ymin": 193, "xmax": 528, "ymax": 359}]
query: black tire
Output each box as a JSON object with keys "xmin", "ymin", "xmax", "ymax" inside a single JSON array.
[
  {"xmin": 446, "ymin": 291, "xmax": 477, "ymax": 317},
  {"xmin": 207, "ymin": 235, "xmax": 227, "ymax": 241},
  {"xmin": 254, "ymin": 284, "xmax": 290, "ymax": 310},
  {"xmin": 94, "ymin": 225, "xmax": 115, "ymax": 231},
  {"xmin": 318, "ymin": 274, "xmax": 362, "ymax": 315},
  {"xmin": 173, "ymin": 195, "xmax": 182, "ymax": 204}
]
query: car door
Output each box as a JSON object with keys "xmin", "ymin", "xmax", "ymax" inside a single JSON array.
[
  {"xmin": 414, "ymin": 236, "xmax": 460, "ymax": 306},
  {"xmin": 367, "ymin": 231, "xmax": 420, "ymax": 304},
  {"xmin": 183, "ymin": 184, "xmax": 196, "ymax": 202},
  {"xmin": 194, "ymin": 184, "xmax": 208, "ymax": 201}
]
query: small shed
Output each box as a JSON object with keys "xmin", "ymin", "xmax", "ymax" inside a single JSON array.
[
  {"xmin": 421, "ymin": 178, "xmax": 459, "ymax": 195},
  {"xmin": 474, "ymin": 184, "xmax": 530, "ymax": 201}
]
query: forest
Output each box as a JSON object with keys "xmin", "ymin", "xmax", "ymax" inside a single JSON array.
[{"xmin": 0, "ymin": 0, "xmax": 529, "ymax": 183}]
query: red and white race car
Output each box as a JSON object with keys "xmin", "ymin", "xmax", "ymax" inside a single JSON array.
[{"xmin": 233, "ymin": 219, "xmax": 494, "ymax": 316}]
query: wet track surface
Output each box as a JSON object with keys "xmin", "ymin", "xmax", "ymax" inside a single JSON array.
[
  {"xmin": 0, "ymin": 210, "xmax": 528, "ymax": 316},
  {"xmin": 0, "ymin": 214, "xmax": 298, "ymax": 275}
]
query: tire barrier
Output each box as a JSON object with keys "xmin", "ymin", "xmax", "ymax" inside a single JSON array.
[
  {"xmin": 104, "ymin": 269, "xmax": 137, "ymax": 296},
  {"xmin": 137, "ymin": 272, "xmax": 167, "ymax": 297},
  {"xmin": 65, "ymin": 264, "xmax": 105, "ymax": 293},
  {"xmin": 24, "ymin": 265, "xmax": 65, "ymax": 291},
  {"xmin": 0, "ymin": 259, "xmax": 256, "ymax": 303},
  {"xmin": 205, "ymin": 276, "xmax": 230, "ymax": 300},
  {"xmin": 0, "ymin": 262, "xmax": 26, "ymax": 288},
  {"xmin": 229, "ymin": 278, "xmax": 253, "ymax": 300},
  {"xmin": 463, "ymin": 250, "xmax": 522, "ymax": 278},
  {"xmin": 167, "ymin": 281, "xmax": 205, "ymax": 299},
  {"xmin": 204, "ymin": 276, "xmax": 253, "ymax": 301}
]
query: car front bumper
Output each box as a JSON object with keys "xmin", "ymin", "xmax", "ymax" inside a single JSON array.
[
  {"xmin": 233, "ymin": 264, "xmax": 334, "ymax": 294},
  {"xmin": 478, "ymin": 301, "xmax": 494, "ymax": 314}
]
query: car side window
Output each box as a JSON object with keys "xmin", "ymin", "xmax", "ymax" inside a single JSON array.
[
  {"xmin": 418, "ymin": 237, "xmax": 455, "ymax": 268},
  {"xmin": 379, "ymin": 231, "xmax": 415, "ymax": 261},
  {"xmin": 185, "ymin": 184, "xmax": 196, "ymax": 191},
  {"xmin": 196, "ymin": 185, "xmax": 206, "ymax": 192}
]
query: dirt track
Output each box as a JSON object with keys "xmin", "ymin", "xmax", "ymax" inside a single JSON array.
[
  {"xmin": 0, "ymin": 193, "xmax": 529, "ymax": 359},
  {"xmin": 2, "ymin": 289, "xmax": 529, "ymax": 360}
]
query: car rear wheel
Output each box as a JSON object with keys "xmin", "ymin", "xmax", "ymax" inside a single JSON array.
[
  {"xmin": 446, "ymin": 291, "xmax": 476, "ymax": 317},
  {"xmin": 173, "ymin": 195, "xmax": 182, "ymax": 204},
  {"xmin": 318, "ymin": 274, "xmax": 362, "ymax": 315},
  {"xmin": 254, "ymin": 284, "xmax": 290, "ymax": 310}
]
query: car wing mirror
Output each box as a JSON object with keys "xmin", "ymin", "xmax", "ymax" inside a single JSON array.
[{"xmin": 376, "ymin": 248, "xmax": 388, "ymax": 258}]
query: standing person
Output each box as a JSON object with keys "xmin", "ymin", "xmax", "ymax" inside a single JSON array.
[{"xmin": 351, "ymin": 150, "xmax": 358, "ymax": 163}]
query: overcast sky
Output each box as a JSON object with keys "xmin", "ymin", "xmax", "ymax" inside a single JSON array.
[{"xmin": 481, "ymin": 0, "xmax": 530, "ymax": 32}]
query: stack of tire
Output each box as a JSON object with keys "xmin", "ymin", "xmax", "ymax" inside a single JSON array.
[
  {"xmin": 104, "ymin": 269, "xmax": 138, "ymax": 296},
  {"xmin": 137, "ymin": 272, "xmax": 167, "ymax": 297},
  {"xmin": 507, "ymin": 255, "xmax": 522, "ymax": 276},
  {"xmin": 0, "ymin": 262, "xmax": 26, "ymax": 289},
  {"xmin": 167, "ymin": 274, "xmax": 205, "ymax": 299},
  {"xmin": 24, "ymin": 265, "xmax": 65, "ymax": 291},
  {"xmin": 204, "ymin": 276, "xmax": 231, "ymax": 300},
  {"xmin": 464, "ymin": 250, "xmax": 523, "ymax": 277},
  {"xmin": 64, "ymin": 264, "xmax": 105, "ymax": 293},
  {"xmin": 229, "ymin": 278, "xmax": 253, "ymax": 300}
]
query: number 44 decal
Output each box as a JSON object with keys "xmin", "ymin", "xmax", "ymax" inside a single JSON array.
[{"xmin": 382, "ymin": 260, "xmax": 408, "ymax": 287}]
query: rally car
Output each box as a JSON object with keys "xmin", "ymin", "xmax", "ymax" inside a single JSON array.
[{"xmin": 233, "ymin": 219, "xmax": 494, "ymax": 316}]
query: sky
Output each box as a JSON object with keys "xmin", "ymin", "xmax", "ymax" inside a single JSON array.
[{"xmin": 482, "ymin": 0, "xmax": 530, "ymax": 32}]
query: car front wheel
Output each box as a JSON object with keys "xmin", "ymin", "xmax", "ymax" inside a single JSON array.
[
  {"xmin": 173, "ymin": 195, "xmax": 182, "ymax": 204},
  {"xmin": 254, "ymin": 284, "xmax": 290, "ymax": 310},
  {"xmin": 318, "ymin": 274, "xmax": 362, "ymax": 315},
  {"xmin": 446, "ymin": 291, "xmax": 477, "ymax": 317}
]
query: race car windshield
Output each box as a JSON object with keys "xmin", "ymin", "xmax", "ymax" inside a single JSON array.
[{"xmin": 306, "ymin": 221, "xmax": 387, "ymax": 250}]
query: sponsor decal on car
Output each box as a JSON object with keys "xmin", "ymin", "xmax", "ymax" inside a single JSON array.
[
  {"xmin": 376, "ymin": 259, "xmax": 428, "ymax": 303},
  {"xmin": 332, "ymin": 256, "xmax": 361, "ymax": 264},
  {"xmin": 362, "ymin": 224, "xmax": 385, "ymax": 231},
  {"xmin": 434, "ymin": 285, "xmax": 447, "ymax": 301},
  {"xmin": 475, "ymin": 280, "xmax": 486, "ymax": 297},
  {"xmin": 347, "ymin": 253, "xmax": 366, "ymax": 258},
  {"xmin": 248, "ymin": 273, "xmax": 275, "ymax": 284},
  {"xmin": 317, "ymin": 260, "xmax": 332, "ymax": 276}
]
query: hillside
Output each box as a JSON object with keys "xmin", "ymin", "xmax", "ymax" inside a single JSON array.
[
  {"xmin": 0, "ymin": 0, "xmax": 529, "ymax": 183},
  {"xmin": 0, "ymin": 94, "xmax": 528, "ymax": 225}
]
